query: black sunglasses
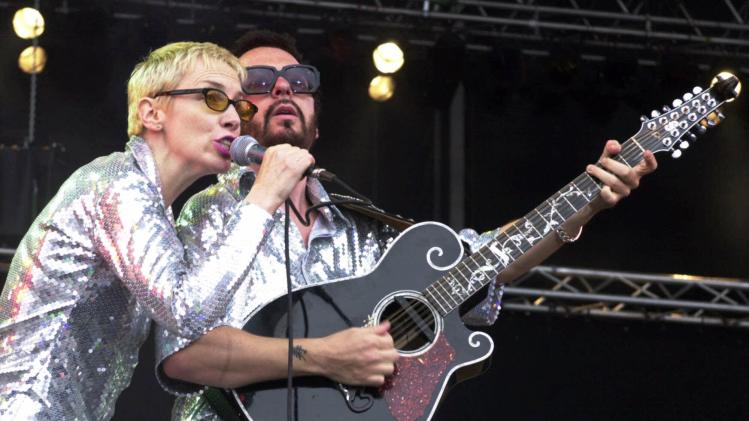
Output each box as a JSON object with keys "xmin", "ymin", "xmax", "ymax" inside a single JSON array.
[
  {"xmin": 243, "ymin": 64, "xmax": 320, "ymax": 95},
  {"xmin": 154, "ymin": 88, "xmax": 258, "ymax": 122}
]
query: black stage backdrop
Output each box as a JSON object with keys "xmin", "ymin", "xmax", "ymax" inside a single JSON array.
[{"xmin": 1, "ymin": 7, "xmax": 748, "ymax": 420}]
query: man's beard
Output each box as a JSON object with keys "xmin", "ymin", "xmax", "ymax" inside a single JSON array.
[{"xmin": 242, "ymin": 99, "xmax": 317, "ymax": 150}]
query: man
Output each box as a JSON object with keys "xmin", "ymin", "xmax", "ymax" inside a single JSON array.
[{"xmin": 156, "ymin": 31, "xmax": 657, "ymax": 419}]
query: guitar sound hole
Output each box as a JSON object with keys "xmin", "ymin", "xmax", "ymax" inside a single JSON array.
[{"xmin": 380, "ymin": 296, "xmax": 437, "ymax": 353}]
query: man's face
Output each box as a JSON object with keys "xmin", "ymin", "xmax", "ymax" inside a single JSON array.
[{"xmin": 239, "ymin": 47, "xmax": 318, "ymax": 150}]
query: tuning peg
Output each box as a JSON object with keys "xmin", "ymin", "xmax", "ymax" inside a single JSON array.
[
  {"xmin": 717, "ymin": 111, "xmax": 725, "ymax": 120},
  {"xmin": 672, "ymin": 98, "xmax": 683, "ymax": 107},
  {"xmin": 680, "ymin": 141, "xmax": 690, "ymax": 149},
  {"xmin": 672, "ymin": 149, "xmax": 683, "ymax": 159},
  {"xmin": 640, "ymin": 115, "xmax": 648, "ymax": 122},
  {"xmin": 662, "ymin": 105, "xmax": 671, "ymax": 112},
  {"xmin": 692, "ymin": 86, "xmax": 703, "ymax": 94},
  {"xmin": 707, "ymin": 118, "xmax": 718, "ymax": 127},
  {"xmin": 651, "ymin": 110, "xmax": 661, "ymax": 117},
  {"xmin": 682, "ymin": 93, "xmax": 693, "ymax": 102},
  {"xmin": 686, "ymin": 132, "xmax": 697, "ymax": 141},
  {"xmin": 695, "ymin": 124, "xmax": 707, "ymax": 134}
]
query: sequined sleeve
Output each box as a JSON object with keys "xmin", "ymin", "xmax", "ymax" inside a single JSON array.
[
  {"xmin": 94, "ymin": 175, "xmax": 274, "ymax": 339},
  {"xmin": 458, "ymin": 228, "xmax": 505, "ymax": 326},
  {"xmin": 154, "ymin": 184, "xmax": 276, "ymax": 396}
]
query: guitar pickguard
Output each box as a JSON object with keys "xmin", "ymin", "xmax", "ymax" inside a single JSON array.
[{"xmin": 382, "ymin": 334, "xmax": 456, "ymax": 421}]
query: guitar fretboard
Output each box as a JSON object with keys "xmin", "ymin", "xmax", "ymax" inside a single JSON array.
[
  {"xmin": 421, "ymin": 76, "xmax": 736, "ymax": 316},
  {"xmin": 423, "ymin": 138, "xmax": 649, "ymax": 316}
]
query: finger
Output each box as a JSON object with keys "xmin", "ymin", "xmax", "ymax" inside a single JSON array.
[
  {"xmin": 365, "ymin": 375, "xmax": 386, "ymax": 387},
  {"xmin": 598, "ymin": 157, "xmax": 639, "ymax": 189},
  {"xmin": 377, "ymin": 332, "xmax": 395, "ymax": 349},
  {"xmin": 599, "ymin": 139, "xmax": 622, "ymax": 160},
  {"xmin": 636, "ymin": 150, "xmax": 658, "ymax": 175},
  {"xmin": 587, "ymin": 165, "xmax": 631, "ymax": 197},
  {"xmin": 597, "ymin": 157, "xmax": 632, "ymax": 179},
  {"xmin": 384, "ymin": 348, "xmax": 400, "ymax": 362},
  {"xmin": 597, "ymin": 186, "xmax": 618, "ymax": 206},
  {"xmin": 375, "ymin": 362, "xmax": 396, "ymax": 376},
  {"xmin": 373, "ymin": 320, "xmax": 391, "ymax": 335}
]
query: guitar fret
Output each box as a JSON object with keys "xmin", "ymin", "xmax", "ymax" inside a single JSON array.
[
  {"xmin": 512, "ymin": 218, "xmax": 536, "ymax": 250},
  {"xmin": 621, "ymin": 142, "xmax": 644, "ymax": 167},
  {"xmin": 425, "ymin": 286, "xmax": 449, "ymax": 316},
  {"xmin": 614, "ymin": 154, "xmax": 633, "ymax": 168},
  {"xmin": 580, "ymin": 172, "xmax": 603, "ymax": 190},
  {"xmin": 442, "ymin": 272, "xmax": 466, "ymax": 307},
  {"xmin": 506, "ymin": 225, "xmax": 534, "ymax": 254},
  {"xmin": 533, "ymin": 208, "xmax": 554, "ymax": 235},
  {"xmin": 630, "ymin": 136, "xmax": 646, "ymax": 153},
  {"xmin": 434, "ymin": 277, "xmax": 461, "ymax": 309},
  {"xmin": 448, "ymin": 267, "xmax": 471, "ymax": 302},
  {"xmin": 546, "ymin": 197, "xmax": 575, "ymax": 220},
  {"xmin": 567, "ymin": 183, "xmax": 593, "ymax": 210},
  {"xmin": 513, "ymin": 219, "xmax": 542, "ymax": 249},
  {"xmin": 476, "ymin": 249, "xmax": 500, "ymax": 284},
  {"xmin": 560, "ymin": 194, "xmax": 579, "ymax": 212},
  {"xmin": 459, "ymin": 258, "xmax": 485, "ymax": 296},
  {"xmin": 495, "ymin": 230, "xmax": 524, "ymax": 260}
]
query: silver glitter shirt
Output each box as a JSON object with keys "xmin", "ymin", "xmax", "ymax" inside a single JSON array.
[
  {"xmin": 156, "ymin": 165, "xmax": 504, "ymax": 420},
  {"xmin": 0, "ymin": 137, "xmax": 274, "ymax": 420}
]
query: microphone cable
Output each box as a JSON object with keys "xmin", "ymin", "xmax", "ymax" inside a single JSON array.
[{"xmin": 282, "ymin": 170, "xmax": 373, "ymax": 421}]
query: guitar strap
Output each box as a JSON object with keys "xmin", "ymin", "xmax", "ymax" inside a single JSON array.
[
  {"xmin": 239, "ymin": 173, "xmax": 416, "ymax": 231},
  {"xmin": 328, "ymin": 193, "xmax": 416, "ymax": 231}
]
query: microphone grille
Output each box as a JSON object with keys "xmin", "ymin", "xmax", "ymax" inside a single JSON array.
[{"xmin": 229, "ymin": 135, "xmax": 257, "ymax": 166}]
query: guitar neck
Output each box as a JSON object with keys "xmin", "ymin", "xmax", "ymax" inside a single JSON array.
[
  {"xmin": 424, "ymin": 137, "xmax": 650, "ymax": 316},
  {"xmin": 423, "ymin": 71, "xmax": 742, "ymax": 316}
]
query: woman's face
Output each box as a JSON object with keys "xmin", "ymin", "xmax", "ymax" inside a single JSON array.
[{"xmin": 160, "ymin": 60, "xmax": 243, "ymax": 176}]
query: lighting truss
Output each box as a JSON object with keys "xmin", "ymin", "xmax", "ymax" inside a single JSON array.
[
  {"xmin": 91, "ymin": 0, "xmax": 749, "ymax": 64},
  {"xmin": 504, "ymin": 266, "xmax": 749, "ymax": 328},
  {"xmin": 2, "ymin": 1, "xmax": 743, "ymax": 65}
]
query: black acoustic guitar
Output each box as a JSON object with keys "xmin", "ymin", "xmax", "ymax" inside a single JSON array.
[{"xmin": 212, "ymin": 73, "xmax": 741, "ymax": 421}]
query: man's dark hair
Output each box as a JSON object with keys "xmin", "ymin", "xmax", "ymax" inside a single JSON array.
[{"xmin": 231, "ymin": 30, "xmax": 303, "ymax": 62}]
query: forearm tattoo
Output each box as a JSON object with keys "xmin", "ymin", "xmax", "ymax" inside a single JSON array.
[{"xmin": 292, "ymin": 345, "xmax": 307, "ymax": 361}]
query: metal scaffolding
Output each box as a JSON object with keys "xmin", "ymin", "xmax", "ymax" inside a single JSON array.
[
  {"xmin": 505, "ymin": 265, "xmax": 749, "ymax": 328},
  {"xmin": 90, "ymin": 0, "xmax": 749, "ymax": 64},
  {"xmin": 1, "ymin": 1, "xmax": 745, "ymax": 67}
]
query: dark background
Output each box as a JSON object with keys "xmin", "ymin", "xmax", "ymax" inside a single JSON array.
[{"xmin": 1, "ymin": 2, "xmax": 748, "ymax": 420}]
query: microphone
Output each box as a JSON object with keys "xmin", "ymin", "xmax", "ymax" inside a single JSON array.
[{"xmin": 229, "ymin": 135, "xmax": 334, "ymax": 181}]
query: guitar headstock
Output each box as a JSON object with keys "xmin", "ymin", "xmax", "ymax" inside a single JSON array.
[{"xmin": 634, "ymin": 72, "xmax": 741, "ymax": 159}]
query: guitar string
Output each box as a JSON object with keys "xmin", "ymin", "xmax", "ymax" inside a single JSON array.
[
  {"xmin": 385, "ymin": 91, "xmax": 722, "ymax": 349},
  {"xmin": 387, "ymin": 137, "xmax": 652, "ymax": 344}
]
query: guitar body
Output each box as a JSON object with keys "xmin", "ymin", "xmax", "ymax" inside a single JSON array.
[{"xmin": 233, "ymin": 222, "xmax": 495, "ymax": 421}]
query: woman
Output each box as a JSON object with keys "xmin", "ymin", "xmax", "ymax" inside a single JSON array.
[{"xmin": 0, "ymin": 42, "xmax": 272, "ymax": 420}]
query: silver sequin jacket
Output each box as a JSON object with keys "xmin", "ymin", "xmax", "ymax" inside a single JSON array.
[
  {"xmin": 155, "ymin": 165, "xmax": 504, "ymax": 420},
  {"xmin": 0, "ymin": 137, "xmax": 274, "ymax": 420}
]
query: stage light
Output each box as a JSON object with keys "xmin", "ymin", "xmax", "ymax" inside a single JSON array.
[
  {"xmin": 368, "ymin": 75, "xmax": 395, "ymax": 102},
  {"xmin": 712, "ymin": 71, "xmax": 742, "ymax": 102},
  {"xmin": 13, "ymin": 7, "xmax": 45, "ymax": 40},
  {"xmin": 18, "ymin": 46, "xmax": 47, "ymax": 74},
  {"xmin": 373, "ymin": 42, "xmax": 404, "ymax": 74}
]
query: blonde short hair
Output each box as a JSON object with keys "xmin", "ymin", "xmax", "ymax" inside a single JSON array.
[{"xmin": 127, "ymin": 41, "xmax": 246, "ymax": 137}]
